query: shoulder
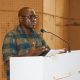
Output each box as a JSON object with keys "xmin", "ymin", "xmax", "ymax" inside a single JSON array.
[
  {"xmin": 5, "ymin": 26, "xmax": 19, "ymax": 38},
  {"xmin": 3, "ymin": 27, "xmax": 19, "ymax": 44},
  {"xmin": 33, "ymin": 29, "xmax": 42, "ymax": 36},
  {"xmin": 3, "ymin": 30, "xmax": 17, "ymax": 45}
]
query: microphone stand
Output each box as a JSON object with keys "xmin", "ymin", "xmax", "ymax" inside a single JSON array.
[{"xmin": 41, "ymin": 29, "xmax": 71, "ymax": 52}]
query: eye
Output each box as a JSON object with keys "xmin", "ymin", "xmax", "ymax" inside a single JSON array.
[
  {"xmin": 30, "ymin": 15, "xmax": 38, "ymax": 19},
  {"xmin": 20, "ymin": 15, "xmax": 38, "ymax": 20}
]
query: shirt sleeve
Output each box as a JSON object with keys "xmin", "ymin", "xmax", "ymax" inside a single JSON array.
[
  {"xmin": 41, "ymin": 39, "xmax": 50, "ymax": 49},
  {"xmin": 39, "ymin": 38, "xmax": 50, "ymax": 56},
  {"xmin": 2, "ymin": 32, "xmax": 18, "ymax": 63}
]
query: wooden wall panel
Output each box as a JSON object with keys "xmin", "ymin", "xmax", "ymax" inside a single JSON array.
[
  {"xmin": 55, "ymin": 0, "xmax": 70, "ymax": 49},
  {"xmin": 43, "ymin": 0, "xmax": 56, "ymax": 49},
  {"xmin": 69, "ymin": 0, "xmax": 80, "ymax": 50},
  {"xmin": 43, "ymin": 14, "xmax": 55, "ymax": 48},
  {"xmin": 43, "ymin": 0, "xmax": 70, "ymax": 49}
]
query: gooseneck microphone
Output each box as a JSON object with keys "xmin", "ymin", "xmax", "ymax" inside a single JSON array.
[{"xmin": 40, "ymin": 29, "xmax": 71, "ymax": 52}]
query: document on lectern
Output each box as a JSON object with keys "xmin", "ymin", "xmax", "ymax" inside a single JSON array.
[
  {"xmin": 10, "ymin": 50, "xmax": 80, "ymax": 80},
  {"xmin": 46, "ymin": 49, "xmax": 66, "ymax": 56}
]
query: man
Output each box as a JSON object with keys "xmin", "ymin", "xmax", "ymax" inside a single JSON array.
[
  {"xmin": 2, "ymin": 7, "xmax": 50, "ymax": 80},
  {"xmin": 2, "ymin": 7, "xmax": 66, "ymax": 80}
]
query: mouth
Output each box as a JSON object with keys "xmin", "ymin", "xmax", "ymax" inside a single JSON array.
[
  {"xmin": 31, "ymin": 22, "xmax": 36, "ymax": 26},
  {"xmin": 29, "ymin": 22, "xmax": 36, "ymax": 29}
]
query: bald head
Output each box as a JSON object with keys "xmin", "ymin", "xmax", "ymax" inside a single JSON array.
[{"xmin": 18, "ymin": 7, "xmax": 36, "ymax": 17}]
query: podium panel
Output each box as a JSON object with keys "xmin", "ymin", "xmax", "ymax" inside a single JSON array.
[{"xmin": 10, "ymin": 51, "xmax": 80, "ymax": 80}]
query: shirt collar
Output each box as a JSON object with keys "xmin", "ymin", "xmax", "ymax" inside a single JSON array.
[{"xmin": 16, "ymin": 25, "xmax": 35, "ymax": 35}]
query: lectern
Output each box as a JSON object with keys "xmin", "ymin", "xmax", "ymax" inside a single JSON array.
[{"xmin": 10, "ymin": 50, "xmax": 80, "ymax": 80}]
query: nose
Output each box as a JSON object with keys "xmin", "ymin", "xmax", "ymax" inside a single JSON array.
[{"xmin": 32, "ymin": 17, "xmax": 37, "ymax": 22}]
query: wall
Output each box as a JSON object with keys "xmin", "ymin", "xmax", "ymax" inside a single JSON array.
[
  {"xmin": 43, "ymin": 0, "xmax": 70, "ymax": 49},
  {"xmin": 69, "ymin": 0, "xmax": 80, "ymax": 50},
  {"xmin": 43, "ymin": 0, "xmax": 56, "ymax": 48}
]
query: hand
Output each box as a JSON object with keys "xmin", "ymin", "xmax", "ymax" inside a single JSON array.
[
  {"xmin": 27, "ymin": 42, "xmax": 49, "ymax": 56},
  {"xmin": 58, "ymin": 48, "xmax": 68, "ymax": 54}
]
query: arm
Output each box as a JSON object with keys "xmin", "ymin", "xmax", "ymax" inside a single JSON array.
[{"xmin": 2, "ymin": 32, "xmax": 18, "ymax": 64}]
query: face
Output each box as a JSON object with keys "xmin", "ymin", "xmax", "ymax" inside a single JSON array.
[{"xmin": 19, "ymin": 9, "xmax": 38, "ymax": 29}]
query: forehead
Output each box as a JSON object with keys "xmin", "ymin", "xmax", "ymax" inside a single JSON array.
[{"xmin": 19, "ymin": 8, "xmax": 36, "ymax": 16}]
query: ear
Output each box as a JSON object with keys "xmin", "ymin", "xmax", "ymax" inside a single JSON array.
[{"xmin": 19, "ymin": 16, "xmax": 23, "ymax": 22}]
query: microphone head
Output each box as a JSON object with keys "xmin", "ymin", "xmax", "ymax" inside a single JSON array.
[{"xmin": 40, "ymin": 29, "xmax": 46, "ymax": 33}]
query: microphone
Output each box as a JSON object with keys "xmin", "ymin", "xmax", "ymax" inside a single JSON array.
[{"xmin": 40, "ymin": 29, "xmax": 71, "ymax": 52}]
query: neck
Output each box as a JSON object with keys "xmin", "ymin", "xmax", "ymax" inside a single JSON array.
[
  {"xmin": 24, "ymin": 28, "xmax": 32, "ymax": 34},
  {"xmin": 20, "ymin": 25, "xmax": 33, "ymax": 34}
]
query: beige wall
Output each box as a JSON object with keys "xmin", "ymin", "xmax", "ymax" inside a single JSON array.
[
  {"xmin": 43, "ymin": 0, "xmax": 56, "ymax": 48},
  {"xmin": 43, "ymin": 0, "xmax": 80, "ymax": 50},
  {"xmin": 43, "ymin": 0, "xmax": 70, "ymax": 49},
  {"xmin": 55, "ymin": 0, "xmax": 70, "ymax": 49},
  {"xmin": 69, "ymin": 0, "xmax": 80, "ymax": 50}
]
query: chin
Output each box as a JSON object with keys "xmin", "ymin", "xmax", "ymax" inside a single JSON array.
[{"xmin": 30, "ymin": 25, "xmax": 35, "ymax": 29}]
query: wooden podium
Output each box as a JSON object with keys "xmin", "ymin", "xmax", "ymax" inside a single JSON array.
[{"xmin": 10, "ymin": 50, "xmax": 80, "ymax": 80}]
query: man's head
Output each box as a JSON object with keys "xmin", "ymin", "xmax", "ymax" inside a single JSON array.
[{"xmin": 18, "ymin": 7, "xmax": 38, "ymax": 29}]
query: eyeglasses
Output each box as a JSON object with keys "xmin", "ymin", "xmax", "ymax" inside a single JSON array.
[{"xmin": 21, "ymin": 15, "xmax": 38, "ymax": 20}]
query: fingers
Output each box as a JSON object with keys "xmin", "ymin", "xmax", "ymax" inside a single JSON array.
[
  {"xmin": 32, "ymin": 42, "xmax": 36, "ymax": 47},
  {"xmin": 32, "ymin": 41, "xmax": 38, "ymax": 47},
  {"xmin": 40, "ymin": 47, "xmax": 49, "ymax": 53},
  {"xmin": 31, "ymin": 42, "xmax": 49, "ymax": 55},
  {"xmin": 42, "ymin": 46, "xmax": 49, "ymax": 51}
]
